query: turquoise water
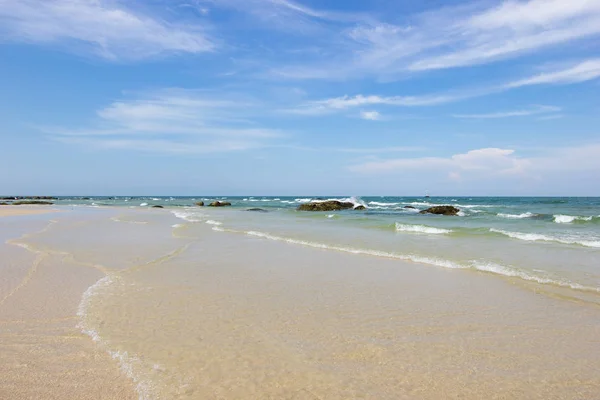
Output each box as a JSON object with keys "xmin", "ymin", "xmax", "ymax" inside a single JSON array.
[{"xmin": 47, "ymin": 196, "xmax": 600, "ymax": 300}]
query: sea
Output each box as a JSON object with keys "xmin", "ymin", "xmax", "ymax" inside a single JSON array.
[{"xmin": 53, "ymin": 195, "xmax": 600, "ymax": 300}]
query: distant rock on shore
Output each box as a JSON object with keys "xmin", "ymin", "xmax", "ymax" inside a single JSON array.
[
  {"xmin": 0, "ymin": 196, "xmax": 57, "ymax": 200},
  {"xmin": 246, "ymin": 208, "xmax": 268, "ymax": 212},
  {"xmin": 298, "ymin": 200, "xmax": 362, "ymax": 211},
  {"xmin": 419, "ymin": 206, "xmax": 460, "ymax": 216},
  {"xmin": 208, "ymin": 201, "xmax": 232, "ymax": 207},
  {"xmin": 195, "ymin": 201, "xmax": 205, "ymax": 206},
  {"xmin": 11, "ymin": 201, "xmax": 54, "ymax": 205}
]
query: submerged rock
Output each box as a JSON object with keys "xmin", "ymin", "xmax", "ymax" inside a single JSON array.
[
  {"xmin": 151, "ymin": 205, "xmax": 164, "ymax": 208},
  {"xmin": 419, "ymin": 206, "xmax": 460, "ymax": 216},
  {"xmin": 0, "ymin": 202, "xmax": 8, "ymax": 205},
  {"xmin": 208, "ymin": 201, "xmax": 232, "ymax": 207},
  {"xmin": 246, "ymin": 208, "xmax": 268, "ymax": 212},
  {"xmin": 195, "ymin": 201, "xmax": 205, "ymax": 206},
  {"xmin": 354, "ymin": 205, "xmax": 367, "ymax": 210},
  {"xmin": 404, "ymin": 205, "xmax": 416, "ymax": 209},
  {"xmin": 297, "ymin": 201, "xmax": 355, "ymax": 211}
]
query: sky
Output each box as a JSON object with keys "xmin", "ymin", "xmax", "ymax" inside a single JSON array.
[{"xmin": 0, "ymin": 0, "xmax": 599, "ymax": 196}]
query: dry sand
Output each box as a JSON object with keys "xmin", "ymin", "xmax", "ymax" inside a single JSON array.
[{"xmin": 0, "ymin": 206, "xmax": 59, "ymax": 218}]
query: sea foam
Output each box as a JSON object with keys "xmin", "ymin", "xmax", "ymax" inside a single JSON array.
[
  {"xmin": 490, "ymin": 228, "xmax": 600, "ymax": 248},
  {"xmin": 497, "ymin": 212, "xmax": 535, "ymax": 219},
  {"xmin": 395, "ymin": 223, "xmax": 452, "ymax": 234}
]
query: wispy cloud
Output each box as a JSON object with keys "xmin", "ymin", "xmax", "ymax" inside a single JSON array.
[
  {"xmin": 0, "ymin": 0, "xmax": 213, "ymax": 60},
  {"xmin": 453, "ymin": 105, "xmax": 561, "ymax": 119},
  {"xmin": 45, "ymin": 89, "xmax": 283, "ymax": 153},
  {"xmin": 505, "ymin": 58, "xmax": 600, "ymax": 88},
  {"xmin": 270, "ymin": 0, "xmax": 600, "ymax": 80}
]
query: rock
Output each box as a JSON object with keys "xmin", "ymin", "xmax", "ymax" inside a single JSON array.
[
  {"xmin": 419, "ymin": 206, "xmax": 460, "ymax": 216},
  {"xmin": 12, "ymin": 201, "xmax": 54, "ymax": 205},
  {"xmin": 246, "ymin": 208, "xmax": 268, "ymax": 212},
  {"xmin": 297, "ymin": 201, "xmax": 355, "ymax": 211},
  {"xmin": 208, "ymin": 201, "xmax": 232, "ymax": 207},
  {"xmin": 404, "ymin": 205, "xmax": 416, "ymax": 209},
  {"xmin": 195, "ymin": 201, "xmax": 205, "ymax": 206},
  {"xmin": 0, "ymin": 202, "xmax": 8, "ymax": 205},
  {"xmin": 151, "ymin": 205, "xmax": 164, "ymax": 208},
  {"xmin": 354, "ymin": 205, "xmax": 367, "ymax": 210}
]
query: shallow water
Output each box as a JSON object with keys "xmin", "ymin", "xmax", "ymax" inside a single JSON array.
[{"xmin": 4, "ymin": 205, "xmax": 600, "ymax": 399}]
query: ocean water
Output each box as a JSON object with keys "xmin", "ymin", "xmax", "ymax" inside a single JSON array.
[
  {"xmin": 52, "ymin": 196, "xmax": 600, "ymax": 299},
  {"xmin": 7, "ymin": 198, "xmax": 600, "ymax": 399}
]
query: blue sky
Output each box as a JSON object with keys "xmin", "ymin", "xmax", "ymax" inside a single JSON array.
[{"xmin": 1, "ymin": 0, "xmax": 599, "ymax": 195}]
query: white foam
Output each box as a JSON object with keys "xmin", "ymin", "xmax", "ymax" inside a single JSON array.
[
  {"xmin": 472, "ymin": 262, "xmax": 600, "ymax": 293},
  {"xmin": 140, "ymin": 203, "xmax": 148, "ymax": 207},
  {"xmin": 395, "ymin": 223, "xmax": 452, "ymax": 234},
  {"xmin": 172, "ymin": 209, "xmax": 206, "ymax": 222},
  {"xmin": 78, "ymin": 276, "xmax": 162, "ymax": 400},
  {"xmin": 327, "ymin": 214, "xmax": 335, "ymax": 218},
  {"xmin": 369, "ymin": 201, "xmax": 399, "ymax": 206},
  {"xmin": 171, "ymin": 224, "xmax": 184, "ymax": 228},
  {"xmin": 490, "ymin": 228, "xmax": 600, "ymax": 248},
  {"xmin": 554, "ymin": 214, "xmax": 594, "ymax": 224},
  {"xmin": 205, "ymin": 220, "xmax": 222, "ymax": 226},
  {"xmin": 497, "ymin": 212, "xmax": 535, "ymax": 219}
]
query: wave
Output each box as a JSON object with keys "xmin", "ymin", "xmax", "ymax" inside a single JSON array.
[
  {"xmin": 490, "ymin": 228, "xmax": 600, "ymax": 248},
  {"xmin": 395, "ymin": 223, "xmax": 452, "ymax": 234},
  {"xmin": 553, "ymin": 214, "xmax": 597, "ymax": 224},
  {"xmin": 497, "ymin": 212, "xmax": 536, "ymax": 219},
  {"xmin": 213, "ymin": 228, "xmax": 599, "ymax": 294},
  {"xmin": 369, "ymin": 201, "xmax": 400, "ymax": 206},
  {"xmin": 471, "ymin": 262, "xmax": 599, "ymax": 293},
  {"xmin": 78, "ymin": 275, "xmax": 161, "ymax": 400},
  {"xmin": 172, "ymin": 210, "xmax": 205, "ymax": 222}
]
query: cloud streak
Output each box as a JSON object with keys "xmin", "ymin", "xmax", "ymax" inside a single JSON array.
[
  {"xmin": 45, "ymin": 89, "xmax": 283, "ymax": 153},
  {"xmin": 0, "ymin": 0, "xmax": 213, "ymax": 60},
  {"xmin": 453, "ymin": 105, "xmax": 561, "ymax": 119}
]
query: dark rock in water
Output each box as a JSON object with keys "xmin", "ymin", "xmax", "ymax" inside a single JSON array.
[
  {"xmin": 298, "ymin": 200, "xmax": 355, "ymax": 211},
  {"xmin": 354, "ymin": 205, "xmax": 367, "ymax": 210},
  {"xmin": 12, "ymin": 201, "xmax": 54, "ymax": 205},
  {"xmin": 208, "ymin": 201, "xmax": 232, "ymax": 207},
  {"xmin": 419, "ymin": 206, "xmax": 460, "ymax": 216},
  {"xmin": 246, "ymin": 208, "xmax": 268, "ymax": 212},
  {"xmin": 81, "ymin": 197, "xmax": 91, "ymax": 200},
  {"xmin": 151, "ymin": 205, "xmax": 164, "ymax": 208},
  {"xmin": 195, "ymin": 201, "xmax": 205, "ymax": 206},
  {"xmin": 0, "ymin": 202, "xmax": 8, "ymax": 205},
  {"xmin": 404, "ymin": 205, "xmax": 416, "ymax": 209}
]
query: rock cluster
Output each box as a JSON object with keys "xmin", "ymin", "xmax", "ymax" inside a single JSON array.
[
  {"xmin": 208, "ymin": 201, "xmax": 232, "ymax": 207},
  {"xmin": 419, "ymin": 206, "xmax": 460, "ymax": 216},
  {"xmin": 0, "ymin": 196, "xmax": 57, "ymax": 200},
  {"xmin": 298, "ymin": 200, "xmax": 365, "ymax": 211}
]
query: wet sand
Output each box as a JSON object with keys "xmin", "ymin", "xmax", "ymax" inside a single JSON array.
[
  {"xmin": 2, "ymin": 207, "xmax": 600, "ymax": 399},
  {"xmin": 0, "ymin": 210, "xmax": 136, "ymax": 400}
]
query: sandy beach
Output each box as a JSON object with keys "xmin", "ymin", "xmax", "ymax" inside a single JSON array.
[
  {"xmin": 0, "ymin": 206, "xmax": 59, "ymax": 218},
  {"xmin": 0, "ymin": 208, "xmax": 136, "ymax": 399},
  {"xmin": 1, "ymin": 205, "xmax": 599, "ymax": 399}
]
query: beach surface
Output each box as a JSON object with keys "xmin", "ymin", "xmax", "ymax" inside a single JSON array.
[
  {"xmin": 0, "ymin": 206, "xmax": 59, "ymax": 218},
  {"xmin": 1, "ymin": 205, "xmax": 599, "ymax": 399}
]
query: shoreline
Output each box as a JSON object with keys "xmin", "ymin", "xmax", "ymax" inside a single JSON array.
[{"xmin": 1, "ymin": 206, "xmax": 600, "ymax": 398}]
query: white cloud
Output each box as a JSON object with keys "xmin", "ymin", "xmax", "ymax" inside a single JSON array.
[
  {"xmin": 271, "ymin": 0, "xmax": 600, "ymax": 79},
  {"xmin": 505, "ymin": 59, "xmax": 600, "ymax": 88},
  {"xmin": 349, "ymin": 148, "xmax": 530, "ymax": 175},
  {"xmin": 45, "ymin": 89, "xmax": 283, "ymax": 153},
  {"xmin": 453, "ymin": 105, "xmax": 561, "ymax": 119},
  {"xmin": 0, "ymin": 0, "xmax": 213, "ymax": 60},
  {"xmin": 359, "ymin": 110, "xmax": 381, "ymax": 120},
  {"xmin": 348, "ymin": 144, "xmax": 600, "ymax": 179}
]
